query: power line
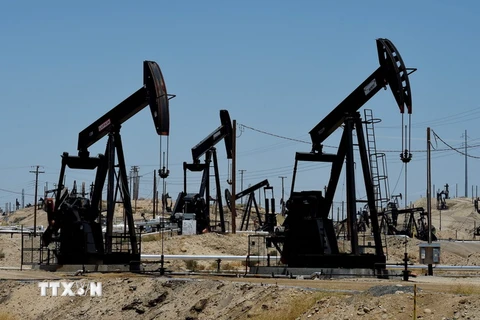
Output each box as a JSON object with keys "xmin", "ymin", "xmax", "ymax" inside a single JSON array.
[
  {"xmin": 239, "ymin": 122, "xmax": 480, "ymax": 155},
  {"xmin": 0, "ymin": 187, "xmax": 34, "ymax": 196},
  {"xmin": 432, "ymin": 130, "xmax": 480, "ymax": 159},
  {"xmin": 239, "ymin": 123, "xmax": 311, "ymax": 144}
]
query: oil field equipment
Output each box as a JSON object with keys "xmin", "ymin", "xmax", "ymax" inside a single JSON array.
[
  {"xmin": 41, "ymin": 61, "xmax": 174, "ymax": 270},
  {"xmin": 437, "ymin": 183, "xmax": 449, "ymax": 210},
  {"xmin": 266, "ymin": 38, "xmax": 418, "ymax": 273},
  {"xmin": 380, "ymin": 207, "xmax": 437, "ymax": 241},
  {"xmin": 171, "ymin": 110, "xmax": 233, "ymax": 234},
  {"xmin": 475, "ymin": 198, "xmax": 480, "ymax": 214},
  {"xmin": 225, "ymin": 179, "xmax": 276, "ymax": 232}
]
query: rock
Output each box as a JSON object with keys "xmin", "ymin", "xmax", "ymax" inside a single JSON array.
[
  {"xmin": 424, "ymin": 308, "xmax": 432, "ymax": 314},
  {"xmin": 122, "ymin": 299, "xmax": 142, "ymax": 311},
  {"xmin": 191, "ymin": 298, "xmax": 208, "ymax": 312},
  {"xmin": 129, "ymin": 285, "xmax": 137, "ymax": 291},
  {"xmin": 357, "ymin": 310, "xmax": 365, "ymax": 315},
  {"xmin": 135, "ymin": 308, "xmax": 145, "ymax": 314},
  {"xmin": 382, "ymin": 315, "xmax": 388, "ymax": 319},
  {"xmin": 363, "ymin": 307, "xmax": 370, "ymax": 313},
  {"xmin": 148, "ymin": 292, "xmax": 168, "ymax": 307}
]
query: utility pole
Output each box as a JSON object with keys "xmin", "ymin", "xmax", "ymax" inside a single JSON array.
[
  {"xmin": 426, "ymin": 127, "xmax": 433, "ymax": 276},
  {"xmin": 239, "ymin": 169, "xmax": 246, "ymax": 205},
  {"xmin": 231, "ymin": 120, "xmax": 237, "ymax": 234},
  {"xmin": 30, "ymin": 165, "xmax": 44, "ymax": 237},
  {"xmin": 279, "ymin": 176, "xmax": 287, "ymax": 214},
  {"xmin": 463, "ymin": 130, "xmax": 468, "ymax": 197},
  {"xmin": 131, "ymin": 166, "xmax": 139, "ymax": 213},
  {"xmin": 153, "ymin": 170, "xmax": 157, "ymax": 219}
]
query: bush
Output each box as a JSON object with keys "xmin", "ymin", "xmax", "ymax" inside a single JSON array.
[
  {"xmin": 184, "ymin": 260, "xmax": 198, "ymax": 271},
  {"xmin": 0, "ymin": 249, "xmax": 5, "ymax": 260},
  {"xmin": 241, "ymin": 259, "xmax": 258, "ymax": 268},
  {"xmin": 221, "ymin": 262, "xmax": 235, "ymax": 271},
  {"xmin": 210, "ymin": 261, "xmax": 220, "ymax": 271}
]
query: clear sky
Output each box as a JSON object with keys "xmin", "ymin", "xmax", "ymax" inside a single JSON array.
[{"xmin": 1, "ymin": 0, "xmax": 479, "ymax": 214}]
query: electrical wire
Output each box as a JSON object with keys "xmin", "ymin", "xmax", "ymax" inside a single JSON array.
[
  {"xmin": 0, "ymin": 187, "xmax": 34, "ymax": 196},
  {"xmin": 432, "ymin": 130, "xmax": 480, "ymax": 159},
  {"xmin": 239, "ymin": 123, "xmax": 310, "ymax": 144}
]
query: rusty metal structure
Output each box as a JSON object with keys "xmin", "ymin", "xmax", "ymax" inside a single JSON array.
[
  {"xmin": 41, "ymin": 61, "xmax": 173, "ymax": 270},
  {"xmin": 266, "ymin": 38, "xmax": 418, "ymax": 272},
  {"xmin": 171, "ymin": 110, "xmax": 233, "ymax": 234}
]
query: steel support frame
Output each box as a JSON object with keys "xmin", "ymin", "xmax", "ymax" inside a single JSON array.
[{"xmin": 183, "ymin": 148, "xmax": 226, "ymax": 232}]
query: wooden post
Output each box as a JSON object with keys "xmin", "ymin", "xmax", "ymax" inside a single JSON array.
[{"xmin": 413, "ymin": 284, "xmax": 417, "ymax": 319}]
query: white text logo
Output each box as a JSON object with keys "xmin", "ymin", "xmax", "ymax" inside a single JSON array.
[{"xmin": 38, "ymin": 281, "xmax": 102, "ymax": 297}]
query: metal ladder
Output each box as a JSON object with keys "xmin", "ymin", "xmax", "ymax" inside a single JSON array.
[{"xmin": 363, "ymin": 109, "xmax": 391, "ymax": 213}]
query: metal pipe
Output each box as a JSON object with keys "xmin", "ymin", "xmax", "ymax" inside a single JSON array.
[
  {"xmin": 141, "ymin": 254, "xmax": 271, "ymax": 261},
  {"xmin": 140, "ymin": 254, "xmax": 480, "ymax": 272},
  {"xmin": 386, "ymin": 264, "xmax": 480, "ymax": 271}
]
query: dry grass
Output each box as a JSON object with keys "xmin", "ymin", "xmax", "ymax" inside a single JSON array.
[
  {"xmin": 0, "ymin": 313, "xmax": 17, "ymax": 320},
  {"xmin": 142, "ymin": 233, "xmax": 163, "ymax": 242},
  {"xmin": 452, "ymin": 284, "xmax": 480, "ymax": 295},
  {"xmin": 247, "ymin": 292, "xmax": 333, "ymax": 320}
]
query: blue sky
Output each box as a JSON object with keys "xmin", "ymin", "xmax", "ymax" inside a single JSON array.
[{"xmin": 1, "ymin": 0, "xmax": 479, "ymax": 213}]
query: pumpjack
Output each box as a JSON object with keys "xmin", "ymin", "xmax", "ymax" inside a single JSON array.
[
  {"xmin": 225, "ymin": 179, "xmax": 277, "ymax": 231},
  {"xmin": 437, "ymin": 183, "xmax": 449, "ymax": 210},
  {"xmin": 171, "ymin": 110, "xmax": 233, "ymax": 234},
  {"xmin": 267, "ymin": 38, "xmax": 418, "ymax": 272},
  {"xmin": 42, "ymin": 61, "xmax": 173, "ymax": 269}
]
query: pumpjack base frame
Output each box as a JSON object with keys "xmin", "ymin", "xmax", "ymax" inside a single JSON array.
[
  {"xmin": 36, "ymin": 262, "xmax": 141, "ymax": 273},
  {"xmin": 250, "ymin": 266, "xmax": 389, "ymax": 279},
  {"xmin": 34, "ymin": 231, "xmax": 142, "ymax": 272}
]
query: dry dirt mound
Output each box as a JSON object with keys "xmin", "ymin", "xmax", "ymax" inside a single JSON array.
[{"xmin": 2, "ymin": 275, "xmax": 480, "ymax": 320}]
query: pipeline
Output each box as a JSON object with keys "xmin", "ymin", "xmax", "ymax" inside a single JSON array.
[
  {"xmin": 141, "ymin": 254, "xmax": 272, "ymax": 261},
  {"xmin": 140, "ymin": 254, "xmax": 480, "ymax": 272}
]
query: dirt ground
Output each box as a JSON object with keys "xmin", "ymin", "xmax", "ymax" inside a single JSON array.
[
  {"xmin": 2, "ymin": 197, "xmax": 480, "ymax": 319},
  {"xmin": 1, "ymin": 272, "xmax": 480, "ymax": 320}
]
